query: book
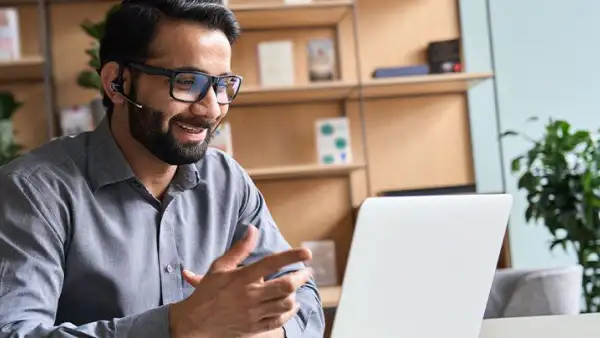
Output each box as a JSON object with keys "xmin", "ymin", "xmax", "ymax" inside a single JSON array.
[
  {"xmin": 0, "ymin": 8, "xmax": 21, "ymax": 61},
  {"xmin": 307, "ymin": 38, "xmax": 336, "ymax": 81},
  {"xmin": 372, "ymin": 64, "xmax": 430, "ymax": 78},
  {"xmin": 257, "ymin": 40, "xmax": 295, "ymax": 87},
  {"xmin": 315, "ymin": 117, "xmax": 352, "ymax": 165}
]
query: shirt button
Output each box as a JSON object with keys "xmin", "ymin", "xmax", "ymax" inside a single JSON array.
[{"xmin": 165, "ymin": 264, "xmax": 174, "ymax": 273}]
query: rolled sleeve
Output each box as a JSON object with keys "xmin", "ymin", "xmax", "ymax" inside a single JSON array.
[
  {"xmin": 283, "ymin": 286, "xmax": 324, "ymax": 338},
  {"xmin": 0, "ymin": 172, "xmax": 172, "ymax": 338}
]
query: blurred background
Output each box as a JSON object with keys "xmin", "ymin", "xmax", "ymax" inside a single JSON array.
[{"xmin": 1, "ymin": 0, "xmax": 599, "ymax": 334}]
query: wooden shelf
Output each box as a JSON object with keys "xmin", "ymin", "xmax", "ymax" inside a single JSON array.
[
  {"xmin": 353, "ymin": 72, "xmax": 494, "ymax": 99},
  {"xmin": 320, "ymin": 285, "xmax": 342, "ymax": 308},
  {"xmin": 0, "ymin": 56, "xmax": 45, "ymax": 83},
  {"xmin": 230, "ymin": 0, "xmax": 354, "ymax": 30},
  {"xmin": 247, "ymin": 163, "xmax": 365, "ymax": 181},
  {"xmin": 233, "ymin": 81, "xmax": 356, "ymax": 106}
]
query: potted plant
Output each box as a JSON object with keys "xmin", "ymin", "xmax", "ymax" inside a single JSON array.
[
  {"xmin": 77, "ymin": 4, "xmax": 120, "ymax": 124},
  {"xmin": 502, "ymin": 117, "xmax": 600, "ymax": 313},
  {"xmin": 0, "ymin": 91, "xmax": 23, "ymax": 166}
]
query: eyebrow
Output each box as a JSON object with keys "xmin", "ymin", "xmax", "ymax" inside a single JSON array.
[{"xmin": 173, "ymin": 66, "xmax": 233, "ymax": 76}]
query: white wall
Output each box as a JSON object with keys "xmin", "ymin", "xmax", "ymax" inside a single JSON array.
[{"xmin": 461, "ymin": 0, "xmax": 600, "ymax": 268}]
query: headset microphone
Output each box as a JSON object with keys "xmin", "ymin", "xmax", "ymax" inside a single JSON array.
[{"xmin": 110, "ymin": 81, "xmax": 143, "ymax": 109}]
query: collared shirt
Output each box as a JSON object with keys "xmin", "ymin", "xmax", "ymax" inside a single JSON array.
[{"xmin": 0, "ymin": 119, "xmax": 325, "ymax": 338}]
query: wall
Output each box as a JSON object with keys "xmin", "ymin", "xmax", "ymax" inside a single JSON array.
[{"xmin": 461, "ymin": 0, "xmax": 600, "ymax": 268}]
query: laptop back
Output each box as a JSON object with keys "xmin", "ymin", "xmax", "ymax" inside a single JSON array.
[{"xmin": 330, "ymin": 194, "xmax": 513, "ymax": 338}]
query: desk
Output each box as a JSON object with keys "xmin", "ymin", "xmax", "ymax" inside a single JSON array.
[{"xmin": 479, "ymin": 313, "xmax": 600, "ymax": 338}]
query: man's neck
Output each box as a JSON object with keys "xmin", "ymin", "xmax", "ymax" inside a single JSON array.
[{"xmin": 110, "ymin": 117, "xmax": 176, "ymax": 199}]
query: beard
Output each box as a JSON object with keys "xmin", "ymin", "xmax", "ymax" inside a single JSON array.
[{"xmin": 127, "ymin": 85, "xmax": 215, "ymax": 166}]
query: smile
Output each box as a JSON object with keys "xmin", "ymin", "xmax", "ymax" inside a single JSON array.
[{"xmin": 175, "ymin": 121, "xmax": 206, "ymax": 134}]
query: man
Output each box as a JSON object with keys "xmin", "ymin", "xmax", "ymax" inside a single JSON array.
[{"xmin": 0, "ymin": 0, "xmax": 325, "ymax": 337}]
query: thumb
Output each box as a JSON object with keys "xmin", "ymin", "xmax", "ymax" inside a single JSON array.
[
  {"xmin": 182, "ymin": 269, "xmax": 204, "ymax": 286},
  {"xmin": 210, "ymin": 224, "xmax": 258, "ymax": 272}
]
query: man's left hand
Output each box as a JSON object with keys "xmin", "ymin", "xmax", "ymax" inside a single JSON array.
[{"xmin": 182, "ymin": 270, "xmax": 285, "ymax": 338}]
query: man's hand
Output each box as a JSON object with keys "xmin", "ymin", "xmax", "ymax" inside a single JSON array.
[
  {"xmin": 181, "ymin": 271, "xmax": 285, "ymax": 338},
  {"xmin": 168, "ymin": 225, "xmax": 312, "ymax": 338}
]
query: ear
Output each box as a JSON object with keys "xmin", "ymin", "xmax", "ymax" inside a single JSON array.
[{"xmin": 100, "ymin": 62, "xmax": 127, "ymax": 105}]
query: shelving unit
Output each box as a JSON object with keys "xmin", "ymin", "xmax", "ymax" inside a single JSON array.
[
  {"xmin": 248, "ymin": 163, "xmax": 365, "ymax": 181},
  {"xmin": 230, "ymin": 0, "xmax": 353, "ymax": 30},
  {"xmin": 234, "ymin": 81, "xmax": 356, "ymax": 106},
  {"xmin": 0, "ymin": 56, "xmax": 45, "ymax": 82},
  {"xmin": 1, "ymin": 0, "xmax": 507, "ymax": 335},
  {"xmin": 354, "ymin": 72, "xmax": 494, "ymax": 99}
]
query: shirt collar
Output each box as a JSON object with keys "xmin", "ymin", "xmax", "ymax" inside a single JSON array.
[{"xmin": 87, "ymin": 118, "xmax": 201, "ymax": 192}]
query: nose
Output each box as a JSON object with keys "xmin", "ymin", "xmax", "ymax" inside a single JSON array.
[{"xmin": 190, "ymin": 86, "xmax": 220, "ymax": 120}]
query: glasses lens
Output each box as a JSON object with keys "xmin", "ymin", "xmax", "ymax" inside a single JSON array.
[
  {"xmin": 215, "ymin": 76, "xmax": 242, "ymax": 104},
  {"xmin": 172, "ymin": 72, "xmax": 211, "ymax": 102}
]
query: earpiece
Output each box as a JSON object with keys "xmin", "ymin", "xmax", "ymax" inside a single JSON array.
[
  {"xmin": 110, "ymin": 81, "xmax": 122, "ymax": 93},
  {"xmin": 110, "ymin": 79, "xmax": 142, "ymax": 108}
]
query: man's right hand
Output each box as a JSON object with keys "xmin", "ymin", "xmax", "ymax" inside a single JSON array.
[{"xmin": 168, "ymin": 225, "xmax": 313, "ymax": 338}]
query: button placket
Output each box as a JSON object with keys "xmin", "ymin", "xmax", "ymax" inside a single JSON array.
[{"xmin": 158, "ymin": 203, "xmax": 183, "ymax": 304}]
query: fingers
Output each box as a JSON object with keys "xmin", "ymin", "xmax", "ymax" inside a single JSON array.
[
  {"xmin": 237, "ymin": 248, "xmax": 312, "ymax": 283},
  {"xmin": 210, "ymin": 225, "xmax": 258, "ymax": 272},
  {"xmin": 251, "ymin": 268, "xmax": 313, "ymax": 302},
  {"xmin": 251, "ymin": 293, "xmax": 296, "ymax": 319},
  {"xmin": 252, "ymin": 303, "xmax": 300, "ymax": 333},
  {"xmin": 182, "ymin": 269, "xmax": 204, "ymax": 287}
]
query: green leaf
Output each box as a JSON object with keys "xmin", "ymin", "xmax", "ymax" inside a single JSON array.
[
  {"xmin": 511, "ymin": 156, "xmax": 523, "ymax": 173},
  {"xmin": 0, "ymin": 92, "xmax": 22, "ymax": 120},
  {"xmin": 525, "ymin": 204, "xmax": 536, "ymax": 222},
  {"xmin": 518, "ymin": 172, "xmax": 537, "ymax": 191},
  {"xmin": 557, "ymin": 120, "xmax": 570, "ymax": 136},
  {"xmin": 80, "ymin": 20, "xmax": 104, "ymax": 40},
  {"xmin": 77, "ymin": 71, "xmax": 103, "ymax": 92}
]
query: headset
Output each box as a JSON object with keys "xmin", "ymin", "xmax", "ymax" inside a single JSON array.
[{"xmin": 109, "ymin": 79, "xmax": 142, "ymax": 109}]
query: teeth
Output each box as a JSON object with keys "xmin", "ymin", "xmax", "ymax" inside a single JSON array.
[{"xmin": 176, "ymin": 122, "xmax": 204, "ymax": 133}]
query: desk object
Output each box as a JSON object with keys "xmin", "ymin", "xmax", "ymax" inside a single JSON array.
[{"xmin": 480, "ymin": 313, "xmax": 600, "ymax": 338}]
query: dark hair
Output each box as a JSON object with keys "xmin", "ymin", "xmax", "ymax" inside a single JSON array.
[{"xmin": 99, "ymin": 0, "xmax": 241, "ymax": 118}]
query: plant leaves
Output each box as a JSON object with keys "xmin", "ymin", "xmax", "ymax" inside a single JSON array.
[
  {"xmin": 511, "ymin": 156, "xmax": 523, "ymax": 173},
  {"xmin": 77, "ymin": 71, "xmax": 102, "ymax": 91},
  {"xmin": 0, "ymin": 92, "xmax": 22, "ymax": 120}
]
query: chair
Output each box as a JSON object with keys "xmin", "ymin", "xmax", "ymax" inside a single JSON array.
[{"xmin": 484, "ymin": 265, "xmax": 583, "ymax": 318}]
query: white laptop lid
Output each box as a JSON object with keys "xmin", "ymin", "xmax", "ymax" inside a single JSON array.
[{"xmin": 330, "ymin": 194, "xmax": 513, "ymax": 338}]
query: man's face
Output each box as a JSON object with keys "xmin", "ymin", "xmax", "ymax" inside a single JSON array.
[{"xmin": 127, "ymin": 21, "xmax": 232, "ymax": 165}]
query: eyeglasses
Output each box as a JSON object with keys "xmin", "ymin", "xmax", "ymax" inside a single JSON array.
[{"xmin": 126, "ymin": 62, "xmax": 243, "ymax": 105}]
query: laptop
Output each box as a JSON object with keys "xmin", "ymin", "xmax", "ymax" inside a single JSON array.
[{"xmin": 330, "ymin": 193, "xmax": 513, "ymax": 338}]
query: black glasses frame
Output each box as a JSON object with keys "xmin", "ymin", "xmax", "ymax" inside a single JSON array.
[{"xmin": 126, "ymin": 62, "xmax": 243, "ymax": 105}]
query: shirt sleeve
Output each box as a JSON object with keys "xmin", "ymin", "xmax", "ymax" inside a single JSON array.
[
  {"xmin": 0, "ymin": 172, "xmax": 172, "ymax": 338},
  {"xmin": 232, "ymin": 161, "xmax": 326, "ymax": 338}
]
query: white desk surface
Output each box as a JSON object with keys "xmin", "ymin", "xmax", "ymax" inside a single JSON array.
[{"xmin": 479, "ymin": 313, "xmax": 600, "ymax": 338}]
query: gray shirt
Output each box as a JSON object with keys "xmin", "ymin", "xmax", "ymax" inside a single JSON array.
[{"xmin": 0, "ymin": 119, "xmax": 325, "ymax": 337}]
